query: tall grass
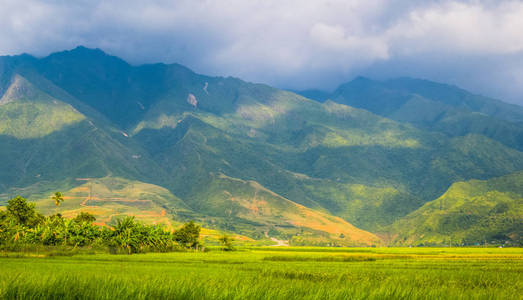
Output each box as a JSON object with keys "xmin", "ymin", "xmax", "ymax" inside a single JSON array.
[{"xmin": 0, "ymin": 247, "xmax": 521, "ymax": 299}]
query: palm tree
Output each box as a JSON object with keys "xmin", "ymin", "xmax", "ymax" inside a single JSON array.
[
  {"xmin": 51, "ymin": 192, "xmax": 64, "ymax": 214},
  {"xmin": 52, "ymin": 192, "xmax": 64, "ymax": 206}
]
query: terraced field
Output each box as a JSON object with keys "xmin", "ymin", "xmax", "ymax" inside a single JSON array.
[{"xmin": 0, "ymin": 247, "xmax": 521, "ymax": 299}]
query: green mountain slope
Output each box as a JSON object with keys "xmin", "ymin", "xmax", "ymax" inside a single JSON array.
[
  {"xmin": 0, "ymin": 80, "xmax": 380, "ymax": 246},
  {"xmin": 34, "ymin": 46, "xmax": 216, "ymax": 129},
  {"xmin": 385, "ymin": 78, "xmax": 523, "ymax": 123},
  {"xmin": 133, "ymin": 78, "xmax": 523, "ymax": 232},
  {"xmin": 1, "ymin": 47, "xmax": 522, "ymax": 244},
  {"xmin": 185, "ymin": 173, "xmax": 380, "ymax": 245},
  {"xmin": 315, "ymin": 77, "xmax": 523, "ymax": 151},
  {"xmin": 0, "ymin": 73, "xmax": 169, "ymax": 196},
  {"xmin": 0, "ymin": 75, "xmax": 85, "ymax": 138},
  {"xmin": 390, "ymin": 172, "xmax": 523, "ymax": 246}
]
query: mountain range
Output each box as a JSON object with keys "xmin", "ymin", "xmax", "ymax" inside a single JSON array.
[{"xmin": 0, "ymin": 46, "xmax": 521, "ymax": 246}]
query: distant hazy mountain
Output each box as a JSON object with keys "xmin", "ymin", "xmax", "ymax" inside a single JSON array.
[
  {"xmin": 1, "ymin": 47, "xmax": 522, "ymax": 245},
  {"xmin": 298, "ymin": 77, "xmax": 523, "ymax": 151}
]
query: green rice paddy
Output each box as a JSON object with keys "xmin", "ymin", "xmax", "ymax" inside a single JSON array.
[{"xmin": 0, "ymin": 247, "xmax": 521, "ymax": 299}]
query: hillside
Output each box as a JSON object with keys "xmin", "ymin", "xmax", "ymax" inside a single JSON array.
[
  {"xmin": 0, "ymin": 72, "xmax": 169, "ymax": 199},
  {"xmin": 0, "ymin": 75, "xmax": 85, "ymax": 138},
  {"xmin": 1, "ymin": 47, "xmax": 522, "ymax": 244},
  {"xmin": 301, "ymin": 77, "xmax": 523, "ymax": 151},
  {"xmin": 390, "ymin": 172, "xmax": 523, "ymax": 246}
]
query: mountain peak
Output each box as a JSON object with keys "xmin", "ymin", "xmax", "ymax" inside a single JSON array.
[
  {"xmin": 333, "ymin": 76, "xmax": 379, "ymax": 95},
  {"xmin": 69, "ymin": 45, "xmax": 106, "ymax": 56},
  {"xmin": 0, "ymin": 74, "xmax": 39, "ymax": 105},
  {"xmin": 42, "ymin": 46, "xmax": 129, "ymax": 68},
  {"xmin": 47, "ymin": 45, "xmax": 107, "ymax": 58}
]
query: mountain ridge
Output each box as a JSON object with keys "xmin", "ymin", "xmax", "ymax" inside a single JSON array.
[
  {"xmin": 297, "ymin": 76, "xmax": 523, "ymax": 151},
  {"xmin": 1, "ymin": 47, "xmax": 522, "ymax": 245}
]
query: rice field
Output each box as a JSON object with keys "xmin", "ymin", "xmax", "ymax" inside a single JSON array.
[{"xmin": 0, "ymin": 247, "xmax": 521, "ymax": 299}]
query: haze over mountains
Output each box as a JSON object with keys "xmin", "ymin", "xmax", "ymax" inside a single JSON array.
[
  {"xmin": 0, "ymin": 46, "xmax": 521, "ymax": 246},
  {"xmin": 298, "ymin": 77, "xmax": 523, "ymax": 151}
]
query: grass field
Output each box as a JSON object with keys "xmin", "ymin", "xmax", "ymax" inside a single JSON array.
[{"xmin": 0, "ymin": 247, "xmax": 521, "ymax": 299}]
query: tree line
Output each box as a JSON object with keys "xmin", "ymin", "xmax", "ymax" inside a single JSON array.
[{"xmin": 0, "ymin": 195, "xmax": 202, "ymax": 254}]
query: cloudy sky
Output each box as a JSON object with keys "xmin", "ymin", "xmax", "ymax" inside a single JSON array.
[{"xmin": 1, "ymin": 0, "xmax": 523, "ymax": 104}]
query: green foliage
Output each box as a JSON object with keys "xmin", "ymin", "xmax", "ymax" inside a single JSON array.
[
  {"xmin": 6, "ymin": 196, "xmax": 42, "ymax": 226},
  {"xmin": 173, "ymin": 221, "xmax": 201, "ymax": 249},
  {"xmin": 0, "ymin": 196, "xmax": 201, "ymax": 254},
  {"xmin": 73, "ymin": 212, "xmax": 96, "ymax": 224},
  {"xmin": 218, "ymin": 234, "xmax": 235, "ymax": 251}
]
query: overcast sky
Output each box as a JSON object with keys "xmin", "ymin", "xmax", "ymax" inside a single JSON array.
[{"xmin": 1, "ymin": 0, "xmax": 523, "ymax": 105}]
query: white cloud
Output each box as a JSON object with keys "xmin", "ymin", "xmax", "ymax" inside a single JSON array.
[
  {"xmin": 386, "ymin": 1, "xmax": 523, "ymax": 55},
  {"xmin": 0, "ymin": 0, "xmax": 522, "ymax": 103}
]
